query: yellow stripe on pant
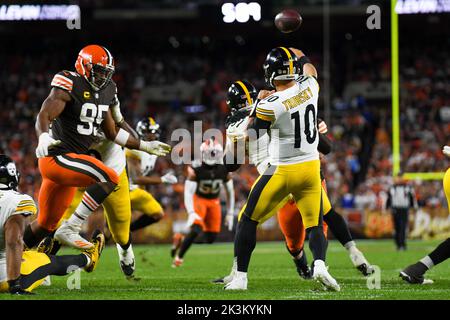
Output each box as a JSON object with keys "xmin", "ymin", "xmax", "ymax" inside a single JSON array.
[
  {"xmin": 239, "ymin": 160, "xmax": 325, "ymax": 229},
  {"xmin": 444, "ymin": 168, "xmax": 450, "ymax": 211}
]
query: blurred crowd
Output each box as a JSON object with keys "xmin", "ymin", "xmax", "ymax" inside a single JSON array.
[{"xmin": 0, "ymin": 40, "xmax": 448, "ymax": 222}]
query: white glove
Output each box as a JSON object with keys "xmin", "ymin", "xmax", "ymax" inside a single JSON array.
[
  {"xmin": 36, "ymin": 132, "xmax": 61, "ymax": 158},
  {"xmin": 225, "ymin": 213, "xmax": 235, "ymax": 232},
  {"xmin": 226, "ymin": 127, "xmax": 246, "ymax": 142},
  {"xmin": 186, "ymin": 211, "xmax": 202, "ymax": 227},
  {"xmin": 318, "ymin": 120, "xmax": 328, "ymax": 134},
  {"xmin": 139, "ymin": 140, "xmax": 171, "ymax": 157},
  {"xmin": 443, "ymin": 146, "xmax": 450, "ymax": 157},
  {"xmin": 161, "ymin": 173, "xmax": 178, "ymax": 184}
]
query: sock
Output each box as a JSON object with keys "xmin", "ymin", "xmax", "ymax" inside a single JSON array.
[
  {"xmin": 235, "ymin": 271, "xmax": 247, "ymax": 279},
  {"xmin": 234, "ymin": 215, "xmax": 258, "ymax": 272},
  {"xmin": 119, "ymin": 235, "xmax": 132, "ymax": 251},
  {"xmin": 324, "ymin": 209, "xmax": 353, "ymax": 246},
  {"xmin": 427, "ymin": 238, "xmax": 450, "ymax": 266},
  {"xmin": 419, "ymin": 256, "xmax": 434, "ymax": 270},
  {"xmin": 344, "ymin": 241, "xmax": 359, "ymax": 255},
  {"xmin": 23, "ymin": 224, "xmax": 50, "ymax": 249},
  {"xmin": 49, "ymin": 255, "xmax": 88, "ymax": 276},
  {"xmin": 308, "ymin": 226, "xmax": 328, "ymax": 262},
  {"xmin": 130, "ymin": 215, "xmax": 160, "ymax": 232},
  {"xmin": 68, "ymin": 184, "xmax": 110, "ymax": 225},
  {"xmin": 177, "ymin": 225, "xmax": 202, "ymax": 259}
]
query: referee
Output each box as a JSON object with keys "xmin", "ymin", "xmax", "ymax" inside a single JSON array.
[{"xmin": 385, "ymin": 175, "xmax": 418, "ymax": 250}]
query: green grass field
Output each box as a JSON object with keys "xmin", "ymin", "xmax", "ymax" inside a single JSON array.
[{"xmin": 1, "ymin": 239, "xmax": 449, "ymax": 300}]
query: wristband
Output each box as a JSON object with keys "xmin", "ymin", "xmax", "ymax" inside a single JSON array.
[{"xmin": 114, "ymin": 128, "xmax": 130, "ymax": 146}]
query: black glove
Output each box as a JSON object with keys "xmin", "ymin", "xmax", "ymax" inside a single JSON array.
[
  {"xmin": 225, "ymin": 108, "xmax": 251, "ymax": 129},
  {"xmin": 8, "ymin": 277, "xmax": 34, "ymax": 295}
]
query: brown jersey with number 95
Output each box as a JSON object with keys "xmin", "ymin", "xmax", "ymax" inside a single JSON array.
[{"xmin": 48, "ymin": 70, "xmax": 117, "ymax": 156}]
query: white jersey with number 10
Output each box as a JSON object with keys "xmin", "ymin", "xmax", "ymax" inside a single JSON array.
[{"xmin": 255, "ymin": 75, "xmax": 320, "ymax": 165}]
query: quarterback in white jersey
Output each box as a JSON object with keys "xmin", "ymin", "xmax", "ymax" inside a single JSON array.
[{"xmin": 225, "ymin": 47, "xmax": 339, "ymax": 292}]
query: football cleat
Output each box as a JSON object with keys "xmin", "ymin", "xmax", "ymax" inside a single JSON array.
[
  {"xmin": 170, "ymin": 233, "xmax": 184, "ymax": 258},
  {"xmin": 212, "ymin": 272, "xmax": 235, "ymax": 285},
  {"xmin": 312, "ymin": 260, "xmax": 340, "ymax": 292},
  {"xmin": 116, "ymin": 243, "xmax": 135, "ymax": 278},
  {"xmin": 37, "ymin": 236, "xmax": 56, "ymax": 255},
  {"xmin": 54, "ymin": 221, "xmax": 93, "ymax": 249},
  {"xmin": 83, "ymin": 230, "xmax": 105, "ymax": 273},
  {"xmin": 399, "ymin": 262, "xmax": 434, "ymax": 285},
  {"xmin": 294, "ymin": 258, "xmax": 312, "ymax": 280},
  {"xmin": 172, "ymin": 256, "xmax": 184, "ymax": 268},
  {"xmin": 349, "ymin": 249, "xmax": 375, "ymax": 276},
  {"xmin": 224, "ymin": 272, "xmax": 247, "ymax": 290},
  {"xmin": 41, "ymin": 276, "xmax": 52, "ymax": 287}
]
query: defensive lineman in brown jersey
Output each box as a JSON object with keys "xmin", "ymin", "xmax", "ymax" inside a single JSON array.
[
  {"xmin": 24, "ymin": 45, "xmax": 171, "ymax": 250},
  {"xmin": 172, "ymin": 138, "xmax": 235, "ymax": 267}
]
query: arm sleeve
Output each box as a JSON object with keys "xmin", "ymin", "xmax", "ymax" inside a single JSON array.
[
  {"xmin": 225, "ymin": 179, "xmax": 235, "ymax": 216},
  {"xmin": 385, "ymin": 189, "xmax": 391, "ymax": 210},
  {"xmin": 184, "ymin": 180, "xmax": 197, "ymax": 214},
  {"xmin": 249, "ymin": 117, "xmax": 271, "ymax": 140},
  {"xmin": 318, "ymin": 133, "xmax": 332, "ymax": 155}
]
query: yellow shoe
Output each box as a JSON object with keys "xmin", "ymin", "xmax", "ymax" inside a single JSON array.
[{"xmin": 83, "ymin": 230, "xmax": 105, "ymax": 273}]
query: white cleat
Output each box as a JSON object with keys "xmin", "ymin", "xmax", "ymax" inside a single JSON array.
[
  {"xmin": 350, "ymin": 249, "xmax": 375, "ymax": 276},
  {"xmin": 117, "ymin": 243, "xmax": 135, "ymax": 278},
  {"xmin": 54, "ymin": 221, "xmax": 93, "ymax": 249},
  {"xmin": 41, "ymin": 276, "xmax": 51, "ymax": 286},
  {"xmin": 313, "ymin": 260, "xmax": 340, "ymax": 292},
  {"xmin": 224, "ymin": 271, "xmax": 247, "ymax": 290}
]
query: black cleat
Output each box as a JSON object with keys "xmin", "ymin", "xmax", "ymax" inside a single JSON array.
[
  {"xmin": 293, "ymin": 258, "xmax": 312, "ymax": 280},
  {"xmin": 400, "ymin": 262, "xmax": 432, "ymax": 284},
  {"xmin": 120, "ymin": 259, "xmax": 136, "ymax": 278},
  {"xmin": 212, "ymin": 277, "xmax": 225, "ymax": 284},
  {"xmin": 357, "ymin": 263, "xmax": 375, "ymax": 276}
]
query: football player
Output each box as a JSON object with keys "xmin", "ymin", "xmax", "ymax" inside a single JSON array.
[
  {"xmin": 225, "ymin": 47, "xmax": 339, "ymax": 291},
  {"xmin": 59, "ymin": 117, "xmax": 176, "ymax": 278},
  {"xmin": 219, "ymin": 78, "xmax": 373, "ymax": 285},
  {"xmin": 171, "ymin": 138, "xmax": 235, "ymax": 267},
  {"xmin": 399, "ymin": 146, "xmax": 450, "ymax": 284},
  {"xmin": 24, "ymin": 45, "xmax": 171, "ymax": 251},
  {"xmin": 0, "ymin": 155, "xmax": 104, "ymax": 294},
  {"xmin": 127, "ymin": 117, "xmax": 178, "ymax": 233}
]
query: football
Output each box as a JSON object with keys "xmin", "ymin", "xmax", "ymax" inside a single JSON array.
[{"xmin": 274, "ymin": 9, "xmax": 302, "ymax": 33}]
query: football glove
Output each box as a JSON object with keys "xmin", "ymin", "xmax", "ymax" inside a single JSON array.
[
  {"xmin": 186, "ymin": 211, "xmax": 202, "ymax": 227},
  {"xmin": 35, "ymin": 132, "xmax": 61, "ymax": 158},
  {"xmin": 443, "ymin": 146, "xmax": 450, "ymax": 157},
  {"xmin": 318, "ymin": 120, "xmax": 328, "ymax": 134},
  {"xmin": 139, "ymin": 140, "xmax": 171, "ymax": 157},
  {"xmin": 161, "ymin": 173, "xmax": 178, "ymax": 184},
  {"xmin": 225, "ymin": 213, "xmax": 235, "ymax": 232},
  {"xmin": 8, "ymin": 277, "xmax": 34, "ymax": 295}
]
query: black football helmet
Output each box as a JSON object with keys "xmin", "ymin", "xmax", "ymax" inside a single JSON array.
[
  {"xmin": 226, "ymin": 80, "xmax": 258, "ymax": 112},
  {"xmin": 135, "ymin": 117, "xmax": 161, "ymax": 140},
  {"xmin": 0, "ymin": 155, "xmax": 20, "ymax": 191},
  {"xmin": 263, "ymin": 47, "xmax": 301, "ymax": 88}
]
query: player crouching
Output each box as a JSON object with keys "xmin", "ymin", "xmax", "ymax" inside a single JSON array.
[{"xmin": 0, "ymin": 155, "xmax": 105, "ymax": 294}]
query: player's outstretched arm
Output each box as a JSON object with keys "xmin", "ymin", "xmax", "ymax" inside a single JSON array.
[
  {"xmin": 289, "ymin": 47, "xmax": 318, "ymax": 78},
  {"xmin": 224, "ymin": 174, "xmax": 236, "ymax": 231},
  {"xmin": 101, "ymin": 109, "xmax": 171, "ymax": 156},
  {"xmin": 4, "ymin": 214, "xmax": 30, "ymax": 294},
  {"xmin": 35, "ymin": 88, "xmax": 69, "ymax": 157}
]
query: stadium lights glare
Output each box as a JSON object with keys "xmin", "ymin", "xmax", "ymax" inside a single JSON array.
[
  {"xmin": 222, "ymin": 2, "xmax": 261, "ymax": 24},
  {"xmin": 0, "ymin": 4, "xmax": 80, "ymax": 21},
  {"xmin": 395, "ymin": 0, "xmax": 450, "ymax": 14}
]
